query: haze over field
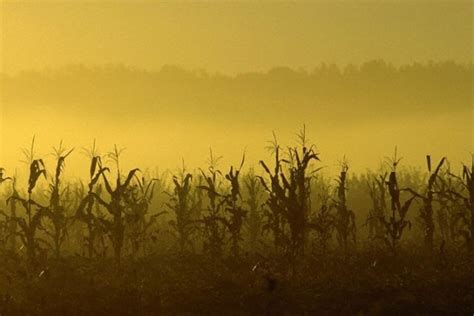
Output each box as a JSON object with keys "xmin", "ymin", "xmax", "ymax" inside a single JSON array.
[
  {"xmin": 0, "ymin": 1, "xmax": 472, "ymax": 176},
  {"xmin": 2, "ymin": 3, "xmax": 474, "ymax": 314},
  {"xmin": 2, "ymin": 1, "xmax": 472, "ymax": 73}
]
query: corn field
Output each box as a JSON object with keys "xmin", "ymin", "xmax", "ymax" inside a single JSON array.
[{"xmin": 0, "ymin": 134, "xmax": 473, "ymax": 315}]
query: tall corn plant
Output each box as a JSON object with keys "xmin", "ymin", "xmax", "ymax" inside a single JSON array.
[
  {"xmin": 166, "ymin": 171, "xmax": 197, "ymax": 253},
  {"xmin": 91, "ymin": 145, "xmax": 140, "ymax": 264},
  {"xmin": 366, "ymin": 174, "xmax": 388, "ymax": 244},
  {"xmin": 43, "ymin": 141, "xmax": 74, "ymax": 258},
  {"xmin": 404, "ymin": 155, "xmax": 446, "ymax": 252},
  {"xmin": 197, "ymin": 149, "xmax": 226, "ymax": 259},
  {"xmin": 333, "ymin": 161, "xmax": 356, "ymax": 252},
  {"xmin": 259, "ymin": 135, "xmax": 287, "ymax": 254},
  {"xmin": 191, "ymin": 174, "xmax": 204, "ymax": 228},
  {"xmin": 4, "ymin": 138, "xmax": 48, "ymax": 264},
  {"xmin": 243, "ymin": 169, "xmax": 264, "ymax": 254},
  {"xmin": 221, "ymin": 155, "xmax": 247, "ymax": 257},
  {"xmin": 444, "ymin": 156, "xmax": 474, "ymax": 251},
  {"xmin": 76, "ymin": 141, "xmax": 109, "ymax": 258},
  {"xmin": 259, "ymin": 128, "xmax": 320, "ymax": 258},
  {"xmin": 435, "ymin": 167, "xmax": 461, "ymax": 245},
  {"xmin": 124, "ymin": 175, "xmax": 162, "ymax": 257},
  {"xmin": 308, "ymin": 183, "xmax": 334, "ymax": 254},
  {"xmin": 380, "ymin": 149, "xmax": 416, "ymax": 254}
]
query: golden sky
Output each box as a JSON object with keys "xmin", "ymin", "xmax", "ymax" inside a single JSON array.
[
  {"xmin": 1, "ymin": 1, "xmax": 472, "ymax": 74},
  {"xmin": 0, "ymin": 1, "xmax": 472, "ymax": 179}
]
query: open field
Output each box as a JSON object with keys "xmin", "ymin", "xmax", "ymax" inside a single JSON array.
[
  {"xmin": 1, "ymin": 3, "xmax": 472, "ymax": 313},
  {"xmin": 0, "ymin": 135, "xmax": 472, "ymax": 314}
]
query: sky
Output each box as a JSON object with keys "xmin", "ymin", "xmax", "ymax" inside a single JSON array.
[
  {"xmin": 0, "ymin": 1, "xmax": 472, "ymax": 180},
  {"xmin": 1, "ymin": 1, "xmax": 472, "ymax": 74}
]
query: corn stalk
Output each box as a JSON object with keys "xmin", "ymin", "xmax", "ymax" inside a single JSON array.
[
  {"xmin": 167, "ymin": 172, "xmax": 197, "ymax": 253},
  {"xmin": 366, "ymin": 174, "xmax": 387, "ymax": 243},
  {"xmin": 333, "ymin": 162, "xmax": 356, "ymax": 252},
  {"xmin": 243, "ymin": 170, "xmax": 264, "ymax": 254},
  {"xmin": 76, "ymin": 143, "xmax": 109, "ymax": 258},
  {"xmin": 308, "ymin": 183, "xmax": 334, "ymax": 254},
  {"xmin": 403, "ymin": 155, "xmax": 446, "ymax": 253},
  {"xmin": 259, "ymin": 128, "xmax": 320, "ymax": 259},
  {"xmin": 221, "ymin": 155, "xmax": 247, "ymax": 257},
  {"xmin": 444, "ymin": 157, "xmax": 474, "ymax": 251},
  {"xmin": 197, "ymin": 149, "xmax": 226, "ymax": 259},
  {"xmin": 381, "ymin": 151, "xmax": 415, "ymax": 254},
  {"xmin": 124, "ymin": 175, "xmax": 162, "ymax": 257},
  {"xmin": 43, "ymin": 142, "xmax": 74, "ymax": 258},
  {"xmin": 4, "ymin": 156, "xmax": 48, "ymax": 265},
  {"xmin": 91, "ymin": 149, "xmax": 140, "ymax": 264}
]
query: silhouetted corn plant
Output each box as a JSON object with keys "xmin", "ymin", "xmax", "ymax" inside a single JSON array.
[
  {"xmin": 42, "ymin": 141, "xmax": 74, "ymax": 258},
  {"xmin": 76, "ymin": 141, "xmax": 109, "ymax": 258},
  {"xmin": 366, "ymin": 173, "xmax": 388, "ymax": 244},
  {"xmin": 436, "ymin": 190, "xmax": 451, "ymax": 245},
  {"xmin": 308, "ymin": 183, "xmax": 334, "ymax": 254},
  {"xmin": 221, "ymin": 155, "xmax": 247, "ymax": 257},
  {"xmin": 243, "ymin": 169, "xmax": 264, "ymax": 254},
  {"xmin": 259, "ymin": 128, "xmax": 320, "ymax": 258},
  {"xmin": 403, "ymin": 155, "xmax": 446, "ymax": 253},
  {"xmin": 191, "ymin": 174, "xmax": 204, "ymax": 227},
  {"xmin": 380, "ymin": 149, "xmax": 415, "ymax": 254},
  {"xmin": 3, "ymin": 138, "xmax": 48, "ymax": 265},
  {"xmin": 91, "ymin": 145, "xmax": 140, "ymax": 264},
  {"xmin": 124, "ymin": 175, "xmax": 163, "ymax": 257},
  {"xmin": 333, "ymin": 161, "xmax": 356, "ymax": 252},
  {"xmin": 443, "ymin": 156, "xmax": 474, "ymax": 250},
  {"xmin": 166, "ymin": 171, "xmax": 197, "ymax": 253},
  {"xmin": 197, "ymin": 149, "xmax": 226, "ymax": 259},
  {"xmin": 436, "ymin": 164, "xmax": 467, "ymax": 246},
  {"xmin": 259, "ymin": 135, "xmax": 288, "ymax": 254}
]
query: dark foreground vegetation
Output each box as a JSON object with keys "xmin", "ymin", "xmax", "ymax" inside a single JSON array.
[{"xmin": 0, "ymin": 131, "xmax": 473, "ymax": 315}]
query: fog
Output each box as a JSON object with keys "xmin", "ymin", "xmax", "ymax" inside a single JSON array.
[
  {"xmin": 0, "ymin": 1, "xmax": 472, "ymax": 179},
  {"xmin": 1, "ymin": 63, "xmax": 472, "ymax": 180}
]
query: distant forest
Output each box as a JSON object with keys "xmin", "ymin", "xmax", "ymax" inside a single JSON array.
[{"xmin": 1, "ymin": 60, "xmax": 471, "ymax": 127}]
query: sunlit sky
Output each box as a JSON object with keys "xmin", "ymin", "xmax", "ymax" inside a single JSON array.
[
  {"xmin": 1, "ymin": 1, "xmax": 472, "ymax": 74},
  {"xmin": 0, "ymin": 1, "xmax": 472, "ymax": 180}
]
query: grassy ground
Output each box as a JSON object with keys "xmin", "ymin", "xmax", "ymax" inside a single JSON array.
[{"xmin": 1, "ymin": 248, "xmax": 473, "ymax": 315}]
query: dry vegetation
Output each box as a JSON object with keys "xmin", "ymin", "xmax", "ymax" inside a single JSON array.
[{"xmin": 0, "ymin": 131, "xmax": 473, "ymax": 315}]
